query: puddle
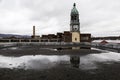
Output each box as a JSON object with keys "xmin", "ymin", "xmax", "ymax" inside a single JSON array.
[
  {"xmin": 3, "ymin": 47, "xmax": 20, "ymax": 50},
  {"xmin": 0, "ymin": 55, "xmax": 70, "ymax": 69},
  {"xmin": 0, "ymin": 51, "xmax": 120, "ymax": 70}
]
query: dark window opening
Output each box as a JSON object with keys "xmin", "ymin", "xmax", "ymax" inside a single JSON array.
[
  {"xmin": 75, "ymin": 38, "xmax": 77, "ymax": 41},
  {"xmin": 74, "ymin": 16, "xmax": 77, "ymax": 20},
  {"xmin": 71, "ymin": 16, "xmax": 77, "ymax": 20},
  {"xmin": 71, "ymin": 16, "xmax": 74, "ymax": 20}
]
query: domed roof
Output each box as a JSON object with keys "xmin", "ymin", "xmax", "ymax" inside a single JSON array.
[{"xmin": 71, "ymin": 3, "xmax": 79, "ymax": 15}]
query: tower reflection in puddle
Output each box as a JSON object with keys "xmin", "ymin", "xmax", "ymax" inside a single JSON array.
[
  {"xmin": 70, "ymin": 55, "xmax": 80, "ymax": 68},
  {"xmin": 72, "ymin": 47, "xmax": 80, "ymax": 50},
  {"xmin": 70, "ymin": 47, "xmax": 80, "ymax": 68}
]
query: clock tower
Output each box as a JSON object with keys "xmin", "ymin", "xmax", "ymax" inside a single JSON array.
[
  {"xmin": 70, "ymin": 3, "xmax": 80, "ymax": 42},
  {"xmin": 70, "ymin": 3, "xmax": 80, "ymax": 32}
]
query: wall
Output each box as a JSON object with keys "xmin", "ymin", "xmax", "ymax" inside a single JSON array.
[{"xmin": 72, "ymin": 32, "xmax": 80, "ymax": 42}]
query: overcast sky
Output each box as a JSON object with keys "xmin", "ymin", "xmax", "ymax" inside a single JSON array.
[{"xmin": 0, "ymin": 0, "xmax": 120, "ymax": 37}]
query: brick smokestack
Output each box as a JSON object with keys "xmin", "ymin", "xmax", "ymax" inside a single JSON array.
[{"xmin": 33, "ymin": 26, "xmax": 35, "ymax": 37}]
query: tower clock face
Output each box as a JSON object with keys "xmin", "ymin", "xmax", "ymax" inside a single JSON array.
[{"xmin": 73, "ymin": 25, "xmax": 79, "ymax": 31}]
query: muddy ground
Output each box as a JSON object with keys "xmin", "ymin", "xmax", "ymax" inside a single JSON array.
[
  {"xmin": 0, "ymin": 62, "xmax": 120, "ymax": 80},
  {"xmin": 0, "ymin": 45, "xmax": 101, "ymax": 57}
]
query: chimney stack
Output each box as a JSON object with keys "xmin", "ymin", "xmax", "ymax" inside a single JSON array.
[{"xmin": 33, "ymin": 26, "xmax": 35, "ymax": 37}]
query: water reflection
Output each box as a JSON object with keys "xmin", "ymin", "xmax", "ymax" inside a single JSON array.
[
  {"xmin": 0, "ymin": 55, "xmax": 70, "ymax": 70},
  {"xmin": 70, "ymin": 56, "xmax": 80, "ymax": 68},
  {"xmin": 72, "ymin": 47, "xmax": 80, "ymax": 50},
  {"xmin": 0, "ymin": 51, "xmax": 120, "ymax": 70},
  {"xmin": 70, "ymin": 47, "xmax": 80, "ymax": 68},
  {"xmin": 0, "ymin": 54, "xmax": 81, "ymax": 69}
]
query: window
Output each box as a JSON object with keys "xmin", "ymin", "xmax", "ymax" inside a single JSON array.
[
  {"xmin": 75, "ymin": 38, "xmax": 77, "ymax": 41},
  {"xmin": 71, "ymin": 16, "xmax": 77, "ymax": 20},
  {"xmin": 71, "ymin": 16, "xmax": 74, "ymax": 20},
  {"xmin": 81, "ymin": 37, "xmax": 89, "ymax": 40},
  {"xmin": 74, "ymin": 16, "xmax": 77, "ymax": 20}
]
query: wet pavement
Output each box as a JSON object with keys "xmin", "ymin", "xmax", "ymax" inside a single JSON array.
[{"xmin": 0, "ymin": 45, "xmax": 120, "ymax": 80}]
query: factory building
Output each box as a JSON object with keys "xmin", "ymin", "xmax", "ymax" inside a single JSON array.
[
  {"xmin": 34, "ymin": 3, "xmax": 91, "ymax": 43},
  {"xmin": 0, "ymin": 3, "xmax": 91, "ymax": 43}
]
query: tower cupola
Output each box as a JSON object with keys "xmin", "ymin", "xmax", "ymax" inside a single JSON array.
[{"xmin": 71, "ymin": 3, "xmax": 79, "ymax": 15}]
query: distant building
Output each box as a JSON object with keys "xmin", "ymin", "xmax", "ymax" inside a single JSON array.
[
  {"xmin": 100, "ymin": 40, "xmax": 108, "ymax": 45},
  {"xmin": 40, "ymin": 3, "xmax": 91, "ymax": 43},
  {"xmin": 70, "ymin": 3, "xmax": 91, "ymax": 43},
  {"xmin": 0, "ymin": 3, "xmax": 91, "ymax": 43},
  {"xmin": 70, "ymin": 3, "xmax": 80, "ymax": 43},
  {"xmin": 63, "ymin": 31, "xmax": 72, "ymax": 42},
  {"xmin": 81, "ymin": 34, "xmax": 91, "ymax": 42}
]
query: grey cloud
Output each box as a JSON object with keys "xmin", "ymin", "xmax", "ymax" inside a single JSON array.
[{"xmin": 0, "ymin": 0, "xmax": 120, "ymax": 37}]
